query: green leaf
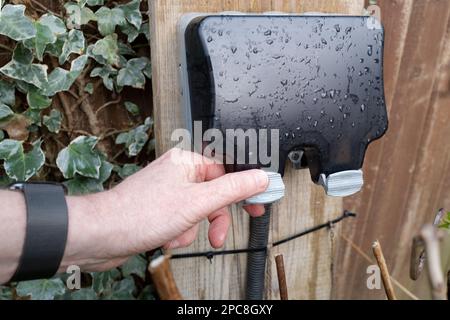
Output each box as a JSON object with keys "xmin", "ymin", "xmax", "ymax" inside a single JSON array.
[
  {"xmin": 0, "ymin": 139, "xmax": 45, "ymax": 181},
  {"xmin": 439, "ymin": 212, "xmax": 450, "ymax": 230},
  {"xmin": 56, "ymin": 136, "xmax": 102, "ymax": 179},
  {"xmin": 43, "ymin": 109, "xmax": 62, "ymax": 133},
  {"xmin": 115, "ymin": 117, "xmax": 152, "ymax": 156},
  {"xmin": 115, "ymin": 163, "xmax": 141, "ymax": 179},
  {"xmin": 86, "ymin": 0, "xmax": 105, "ymax": 5},
  {"xmin": 40, "ymin": 55, "xmax": 88, "ymax": 96},
  {"xmin": 65, "ymin": 176, "xmax": 103, "ymax": 195},
  {"xmin": 92, "ymin": 269, "xmax": 121, "ymax": 295},
  {"xmin": 121, "ymin": 255, "xmax": 147, "ymax": 279},
  {"xmin": 65, "ymin": 2, "xmax": 97, "ymax": 29},
  {"xmin": 117, "ymin": 57, "xmax": 150, "ymax": 89},
  {"xmin": 90, "ymin": 65, "xmax": 117, "ymax": 91},
  {"xmin": 0, "ymin": 80, "xmax": 15, "ymax": 106},
  {"xmin": 120, "ymin": 23, "xmax": 139, "ymax": 43},
  {"xmin": 0, "ymin": 286, "xmax": 13, "ymax": 300},
  {"xmin": 16, "ymin": 278, "xmax": 66, "ymax": 300},
  {"xmin": 23, "ymin": 109, "xmax": 42, "ymax": 125},
  {"xmin": 84, "ymin": 82, "xmax": 94, "ymax": 94},
  {"xmin": 140, "ymin": 22, "xmax": 150, "ymax": 41},
  {"xmin": 95, "ymin": 6, "xmax": 126, "ymax": 36},
  {"xmin": 118, "ymin": 42, "xmax": 136, "ymax": 56},
  {"xmin": 124, "ymin": 101, "xmax": 139, "ymax": 116},
  {"xmin": 59, "ymin": 29, "xmax": 86, "ymax": 64},
  {"xmin": 104, "ymin": 277, "xmax": 135, "ymax": 300},
  {"xmin": 27, "ymin": 90, "xmax": 52, "ymax": 110},
  {"xmin": 39, "ymin": 14, "xmax": 67, "ymax": 36},
  {"xmin": 138, "ymin": 285, "xmax": 155, "ymax": 300},
  {"xmin": 69, "ymin": 288, "xmax": 97, "ymax": 300},
  {"xmin": 0, "ymin": 45, "xmax": 48, "ymax": 89},
  {"xmin": 90, "ymin": 34, "xmax": 120, "ymax": 66},
  {"xmin": 0, "ymin": 130, "xmax": 4, "ymax": 141},
  {"xmin": 119, "ymin": 0, "xmax": 142, "ymax": 30},
  {"xmin": 0, "ymin": 5, "xmax": 36, "ymax": 41},
  {"xmin": 46, "ymin": 36, "xmax": 66, "ymax": 58},
  {"xmin": 0, "ymin": 104, "xmax": 13, "ymax": 120}
]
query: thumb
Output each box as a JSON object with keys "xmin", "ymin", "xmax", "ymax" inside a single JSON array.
[{"xmin": 193, "ymin": 169, "xmax": 269, "ymax": 216}]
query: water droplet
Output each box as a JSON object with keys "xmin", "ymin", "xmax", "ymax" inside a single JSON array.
[
  {"xmin": 218, "ymin": 30, "xmax": 223, "ymax": 36},
  {"xmin": 360, "ymin": 104, "xmax": 366, "ymax": 112},
  {"xmin": 360, "ymin": 58, "xmax": 364, "ymax": 63},
  {"xmin": 334, "ymin": 24, "xmax": 341, "ymax": 33},
  {"xmin": 313, "ymin": 98, "xmax": 318, "ymax": 103},
  {"xmin": 338, "ymin": 105, "xmax": 343, "ymax": 112},
  {"xmin": 225, "ymin": 98, "xmax": 239, "ymax": 103},
  {"xmin": 233, "ymin": 76, "xmax": 240, "ymax": 82},
  {"xmin": 266, "ymin": 39, "xmax": 274, "ymax": 45},
  {"xmin": 329, "ymin": 90, "xmax": 335, "ymax": 99},
  {"xmin": 231, "ymin": 46, "xmax": 237, "ymax": 54},
  {"xmin": 367, "ymin": 45, "xmax": 373, "ymax": 56},
  {"xmin": 253, "ymin": 47, "xmax": 259, "ymax": 54},
  {"xmin": 281, "ymin": 80, "xmax": 288, "ymax": 86},
  {"xmin": 345, "ymin": 26, "xmax": 352, "ymax": 34},
  {"xmin": 329, "ymin": 117, "xmax": 334, "ymax": 123},
  {"xmin": 296, "ymin": 127, "xmax": 301, "ymax": 131},
  {"xmin": 264, "ymin": 30, "xmax": 272, "ymax": 36},
  {"xmin": 351, "ymin": 122, "xmax": 356, "ymax": 127},
  {"xmin": 364, "ymin": 67, "xmax": 370, "ymax": 73},
  {"xmin": 247, "ymin": 64, "xmax": 252, "ymax": 70},
  {"xmin": 313, "ymin": 120, "xmax": 318, "ymax": 127},
  {"xmin": 284, "ymin": 132, "xmax": 290, "ymax": 138},
  {"xmin": 307, "ymin": 116, "xmax": 312, "ymax": 121},
  {"xmin": 321, "ymin": 92, "xmax": 327, "ymax": 98},
  {"xmin": 374, "ymin": 58, "xmax": 380, "ymax": 64},
  {"xmin": 321, "ymin": 38, "xmax": 328, "ymax": 45},
  {"xmin": 207, "ymin": 36, "xmax": 213, "ymax": 42},
  {"xmin": 242, "ymin": 106, "xmax": 248, "ymax": 110},
  {"xmin": 276, "ymin": 112, "xmax": 281, "ymax": 118}
]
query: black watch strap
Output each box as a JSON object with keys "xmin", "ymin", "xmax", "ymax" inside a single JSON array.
[{"xmin": 9, "ymin": 182, "xmax": 68, "ymax": 282}]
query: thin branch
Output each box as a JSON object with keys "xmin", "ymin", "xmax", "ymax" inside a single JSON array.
[
  {"xmin": 29, "ymin": 0, "xmax": 63, "ymax": 18},
  {"xmin": 0, "ymin": 43, "xmax": 13, "ymax": 52},
  {"xmin": 275, "ymin": 254, "xmax": 288, "ymax": 300},
  {"xmin": 95, "ymin": 98, "xmax": 122, "ymax": 116},
  {"xmin": 372, "ymin": 240, "xmax": 397, "ymax": 300}
]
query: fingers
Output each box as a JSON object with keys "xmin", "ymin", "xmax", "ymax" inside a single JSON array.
[
  {"xmin": 243, "ymin": 204, "xmax": 266, "ymax": 217},
  {"xmin": 194, "ymin": 169, "xmax": 269, "ymax": 217},
  {"xmin": 208, "ymin": 207, "xmax": 231, "ymax": 248},
  {"xmin": 164, "ymin": 224, "xmax": 199, "ymax": 249}
]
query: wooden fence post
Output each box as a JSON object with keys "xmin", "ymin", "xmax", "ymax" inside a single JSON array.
[{"xmin": 149, "ymin": 0, "xmax": 364, "ymax": 300}]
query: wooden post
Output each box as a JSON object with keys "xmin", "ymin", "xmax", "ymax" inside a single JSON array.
[{"xmin": 149, "ymin": 0, "xmax": 364, "ymax": 300}]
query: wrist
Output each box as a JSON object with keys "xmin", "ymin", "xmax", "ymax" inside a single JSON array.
[{"xmin": 59, "ymin": 191, "xmax": 117, "ymax": 272}]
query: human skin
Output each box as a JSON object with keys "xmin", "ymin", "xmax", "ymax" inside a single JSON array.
[{"xmin": 0, "ymin": 148, "xmax": 268, "ymax": 284}]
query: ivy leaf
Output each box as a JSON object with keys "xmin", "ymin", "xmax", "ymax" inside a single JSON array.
[
  {"xmin": 84, "ymin": 82, "xmax": 94, "ymax": 94},
  {"xmin": 0, "ymin": 104, "xmax": 13, "ymax": 121},
  {"xmin": 118, "ymin": 42, "xmax": 136, "ymax": 56},
  {"xmin": 119, "ymin": 0, "xmax": 142, "ymax": 30},
  {"xmin": 65, "ymin": 2, "xmax": 97, "ymax": 29},
  {"xmin": 43, "ymin": 109, "xmax": 62, "ymax": 133},
  {"xmin": 0, "ymin": 139, "xmax": 45, "ymax": 181},
  {"xmin": 115, "ymin": 163, "xmax": 141, "ymax": 179},
  {"xmin": 56, "ymin": 136, "xmax": 102, "ymax": 179},
  {"xmin": 120, "ymin": 23, "xmax": 139, "ymax": 43},
  {"xmin": 0, "ymin": 114, "xmax": 31, "ymax": 141},
  {"xmin": 0, "ymin": 5, "xmax": 36, "ymax": 41},
  {"xmin": 59, "ymin": 30, "xmax": 86, "ymax": 64},
  {"xmin": 92, "ymin": 269, "xmax": 121, "ymax": 296},
  {"xmin": 95, "ymin": 7, "xmax": 126, "ymax": 36},
  {"xmin": 0, "ymin": 45, "xmax": 48, "ymax": 89},
  {"xmin": 121, "ymin": 255, "xmax": 147, "ymax": 279},
  {"xmin": 65, "ymin": 177, "xmax": 103, "ymax": 195},
  {"xmin": 104, "ymin": 277, "xmax": 135, "ymax": 300},
  {"xmin": 0, "ymin": 130, "xmax": 4, "ymax": 142},
  {"xmin": 89, "ymin": 34, "xmax": 120, "ymax": 66},
  {"xmin": 16, "ymin": 278, "xmax": 66, "ymax": 300},
  {"xmin": 64, "ymin": 153, "xmax": 113, "ymax": 196},
  {"xmin": 124, "ymin": 101, "xmax": 139, "ymax": 116},
  {"xmin": 27, "ymin": 90, "xmax": 52, "ymax": 110},
  {"xmin": 86, "ymin": 0, "xmax": 105, "ymax": 5},
  {"xmin": 0, "ymin": 286, "xmax": 13, "ymax": 300},
  {"xmin": 69, "ymin": 288, "xmax": 97, "ymax": 300},
  {"xmin": 117, "ymin": 57, "xmax": 150, "ymax": 89},
  {"xmin": 115, "ymin": 117, "xmax": 152, "ymax": 156},
  {"xmin": 45, "ymin": 36, "xmax": 66, "ymax": 58},
  {"xmin": 0, "ymin": 80, "xmax": 15, "ymax": 106},
  {"xmin": 90, "ymin": 65, "xmax": 117, "ymax": 91},
  {"xmin": 40, "ymin": 55, "xmax": 88, "ymax": 96},
  {"xmin": 140, "ymin": 22, "xmax": 150, "ymax": 41},
  {"xmin": 23, "ymin": 109, "xmax": 42, "ymax": 126},
  {"xmin": 28, "ymin": 15, "xmax": 66, "ymax": 61}
]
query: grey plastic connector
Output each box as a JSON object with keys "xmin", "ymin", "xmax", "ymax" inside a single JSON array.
[
  {"xmin": 319, "ymin": 170, "xmax": 364, "ymax": 197},
  {"xmin": 245, "ymin": 172, "xmax": 285, "ymax": 205}
]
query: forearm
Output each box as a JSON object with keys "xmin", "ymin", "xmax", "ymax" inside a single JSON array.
[{"xmin": 0, "ymin": 190, "xmax": 118, "ymax": 284}]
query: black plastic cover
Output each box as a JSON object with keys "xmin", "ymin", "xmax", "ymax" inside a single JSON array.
[{"xmin": 184, "ymin": 15, "xmax": 388, "ymax": 181}]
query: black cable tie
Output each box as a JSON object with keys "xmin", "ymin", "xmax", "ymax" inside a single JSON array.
[{"xmin": 170, "ymin": 210, "xmax": 356, "ymax": 261}]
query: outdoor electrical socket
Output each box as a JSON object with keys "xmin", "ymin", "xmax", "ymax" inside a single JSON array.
[{"xmin": 178, "ymin": 13, "xmax": 388, "ymax": 200}]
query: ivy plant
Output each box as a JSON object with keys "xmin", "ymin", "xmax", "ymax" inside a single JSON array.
[{"xmin": 0, "ymin": 0, "xmax": 154, "ymax": 300}]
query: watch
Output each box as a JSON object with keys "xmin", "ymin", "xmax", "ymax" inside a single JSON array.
[{"xmin": 8, "ymin": 182, "xmax": 68, "ymax": 282}]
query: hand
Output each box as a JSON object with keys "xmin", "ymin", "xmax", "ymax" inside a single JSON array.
[{"xmin": 61, "ymin": 148, "xmax": 269, "ymax": 273}]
